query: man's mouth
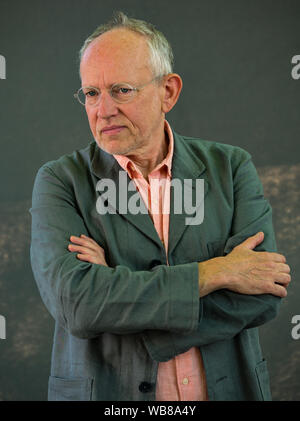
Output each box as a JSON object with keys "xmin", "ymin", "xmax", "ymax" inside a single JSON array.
[{"xmin": 101, "ymin": 125, "xmax": 125, "ymax": 135}]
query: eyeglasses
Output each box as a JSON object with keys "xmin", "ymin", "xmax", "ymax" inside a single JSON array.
[{"xmin": 74, "ymin": 75, "xmax": 163, "ymax": 106}]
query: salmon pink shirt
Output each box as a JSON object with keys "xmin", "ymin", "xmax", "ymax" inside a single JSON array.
[{"xmin": 114, "ymin": 121, "xmax": 208, "ymax": 401}]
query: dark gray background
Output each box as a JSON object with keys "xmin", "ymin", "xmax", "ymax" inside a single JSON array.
[{"xmin": 0, "ymin": 0, "xmax": 299, "ymax": 400}]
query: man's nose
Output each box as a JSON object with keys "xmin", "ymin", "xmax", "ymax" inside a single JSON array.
[{"xmin": 96, "ymin": 90, "xmax": 119, "ymax": 119}]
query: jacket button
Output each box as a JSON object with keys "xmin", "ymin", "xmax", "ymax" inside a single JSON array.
[
  {"xmin": 150, "ymin": 260, "xmax": 161, "ymax": 268},
  {"xmin": 139, "ymin": 381, "xmax": 152, "ymax": 393}
]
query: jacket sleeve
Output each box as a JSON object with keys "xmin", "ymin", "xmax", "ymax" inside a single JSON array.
[
  {"xmin": 142, "ymin": 149, "xmax": 283, "ymax": 362},
  {"xmin": 29, "ymin": 164, "xmax": 200, "ymax": 339}
]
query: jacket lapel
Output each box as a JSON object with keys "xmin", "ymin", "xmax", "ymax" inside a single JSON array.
[{"xmin": 168, "ymin": 131, "xmax": 209, "ymax": 256}]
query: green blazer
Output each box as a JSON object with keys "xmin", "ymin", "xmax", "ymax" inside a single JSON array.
[{"xmin": 30, "ymin": 129, "xmax": 280, "ymax": 401}]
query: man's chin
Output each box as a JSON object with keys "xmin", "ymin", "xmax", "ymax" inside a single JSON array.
[{"xmin": 95, "ymin": 137, "xmax": 132, "ymax": 156}]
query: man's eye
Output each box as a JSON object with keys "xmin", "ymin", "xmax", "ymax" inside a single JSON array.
[
  {"xmin": 120, "ymin": 87, "xmax": 131, "ymax": 94},
  {"xmin": 113, "ymin": 86, "xmax": 133, "ymax": 95},
  {"xmin": 85, "ymin": 90, "xmax": 98, "ymax": 97}
]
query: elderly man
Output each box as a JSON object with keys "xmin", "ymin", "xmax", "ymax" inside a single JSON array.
[{"xmin": 30, "ymin": 12, "xmax": 290, "ymax": 401}]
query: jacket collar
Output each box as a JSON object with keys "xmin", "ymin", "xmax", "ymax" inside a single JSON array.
[{"xmin": 90, "ymin": 129, "xmax": 207, "ymax": 179}]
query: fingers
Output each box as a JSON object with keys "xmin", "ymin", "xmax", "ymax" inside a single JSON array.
[
  {"xmin": 236, "ymin": 233, "xmax": 287, "ymax": 265},
  {"xmin": 68, "ymin": 243, "xmax": 93, "ymax": 255},
  {"xmin": 239, "ymin": 231, "xmax": 264, "ymax": 251},
  {"xmin": 252, "ymin": 264, "xmax": 291, "ymax": 287},
  {"xmin": 276, "ymin": 263, "xmax": 290, "ymax": 273},
  {"xmin": 76, "ymin": 252, "xmax": 108, "ymax": 266},
  {"xmin": 76, "ymin": 253, "xmax": 100, "ymax": 264},
  {"xmin": 254, "ymin": 253, "xmax": 290, "ymax": 288},
  {"xmin": 69, "ymin": 235, "xmax": 104, "ymax": 251},
  {"xmin": 270, "ymin": 283, "xmax": 288, "ymax": 298},
  {"xmin": 263, "ymin": 251, "xmax": 286, "ymax": 263},
  {"xmin": 274, "ymin": 272, "xmax": 291, "ymax": 287},
  {"xmin": 256, "ymin": 261, "xmax": 290, "ymax": 274},
  {"xmin": 80, "ymin": 235, "xmax": 100, "ymax": 247},
  {"xmin": 68, "ymin": 235, "xmax": 108, "ymax": 266}
]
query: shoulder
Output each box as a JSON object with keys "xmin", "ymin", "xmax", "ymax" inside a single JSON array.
[
  {"xmin": 35, "ymin": 141, "xmax": 96, "ymax": 182},
  {"xmin": 179, "ymin": 133, "xmax": 251, "ymax": 162},
  {"xmin": 174, "ymin": 131, "xmax": 253, "ymax": 174}
]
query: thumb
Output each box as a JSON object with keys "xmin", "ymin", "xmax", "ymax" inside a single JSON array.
[{"xmin": 239, "ymin": 231, "xmax": 264, "ymax": 250}]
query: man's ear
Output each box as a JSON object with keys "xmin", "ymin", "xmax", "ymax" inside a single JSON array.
[{"xmin": 161, "ymin": 73, "xmax": 183, "ymax": 113}]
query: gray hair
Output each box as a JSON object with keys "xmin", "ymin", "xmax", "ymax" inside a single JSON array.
[{"xmin": 79, "ymin": 11, "xmax": 174, "ymax": 77}]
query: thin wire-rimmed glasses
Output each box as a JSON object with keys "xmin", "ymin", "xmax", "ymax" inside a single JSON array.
[{"xmin": 74, "ymin": 75, "xmax": 164, "ymax": 106}]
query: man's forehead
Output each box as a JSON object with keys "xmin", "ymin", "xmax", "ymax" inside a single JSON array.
[
  {"xmin": 80, "ymin": 28, "xmax": 151, "ymax": 78},
  {"xmin": 89, "ymin": 27, "xmax": 146, "ymax": 49}
]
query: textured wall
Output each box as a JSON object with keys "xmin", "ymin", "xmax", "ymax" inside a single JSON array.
[{"xmin": 0, "ymin": 0, "xmax": 299, "ymax": 400}]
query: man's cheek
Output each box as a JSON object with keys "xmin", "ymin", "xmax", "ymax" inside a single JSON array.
[{"xmin": 87, "ymin": 114, "xmax": 97, "ymax": 137}]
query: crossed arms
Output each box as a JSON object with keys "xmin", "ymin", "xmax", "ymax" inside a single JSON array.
[
  {"xmin": 30, "ymin": 149, "xmax": 291, "ymax": 361},
  {"xmin": 68, "ymin": 231, "xmax": 290, "ymax": 298}
]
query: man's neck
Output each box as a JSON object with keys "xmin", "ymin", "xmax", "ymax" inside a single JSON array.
[
  {"xmin": 129, "ymin": 138, "xmax": 169, "ymax": 178},
  {"xmin": 126, "ymin": 131, "xmax": 169, "ymax": 180}
]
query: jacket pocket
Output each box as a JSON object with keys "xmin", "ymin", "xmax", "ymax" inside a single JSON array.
[
  {"xmin": 212, "ymin": 375, "xmax": 235, "ymax": 401},
  {"xmin": 255, "ymin": 359, "xmax": 272, "ymax": 401},
  {"xmin": 48, "ymin": 376, "xmax": 93, "ymax": 401}
]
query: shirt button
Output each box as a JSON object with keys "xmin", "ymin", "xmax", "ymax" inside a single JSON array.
[{"xmin": 182, "ymin": 377, "xmax": 189, "ymax": 385}]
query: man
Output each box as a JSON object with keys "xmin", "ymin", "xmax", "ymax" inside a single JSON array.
[{"xmin": 30, "ymin": 12, "xmax": 291, "ymax": 401}]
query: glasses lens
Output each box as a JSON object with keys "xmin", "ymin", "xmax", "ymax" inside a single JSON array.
[
  {"xmin": 77, "ymin": 87, "xmax": 100, "ymax": 106},
  {"xmin": 111, "ymin": 84, "xmax": 136, "ymax": 103}
]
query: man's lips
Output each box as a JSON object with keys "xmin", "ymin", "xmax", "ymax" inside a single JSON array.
[{"xmin": 101, "ymin": 125, "xmax": 125, "ymax": 135}]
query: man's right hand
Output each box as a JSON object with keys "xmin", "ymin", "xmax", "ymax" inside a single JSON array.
[{"xmin": 198, "ymin": 231, "xmax": 291, "ymax": 298}]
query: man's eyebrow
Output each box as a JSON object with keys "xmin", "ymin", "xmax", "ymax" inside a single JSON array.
[{"xmin": 82, "ymin": 80, "xmax": 138, "ymax": 89}]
